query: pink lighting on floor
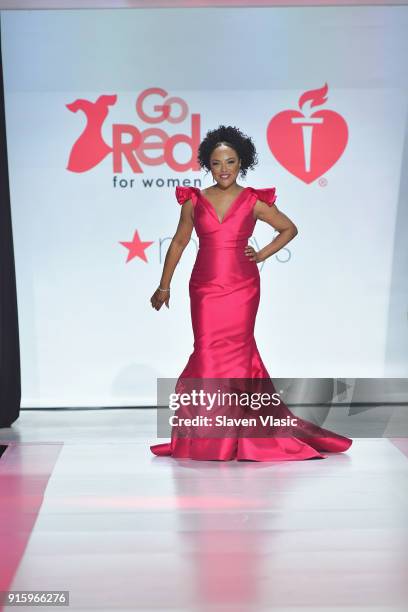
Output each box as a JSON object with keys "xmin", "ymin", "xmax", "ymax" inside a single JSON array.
[{"xmin": 0, "ymin": 443, "xmax": 63, "ymax": 603}]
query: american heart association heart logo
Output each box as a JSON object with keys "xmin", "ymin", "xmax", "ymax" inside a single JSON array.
[{"xmin": 267, "ymin": 83, "xmax": 348, "ymax": 184}]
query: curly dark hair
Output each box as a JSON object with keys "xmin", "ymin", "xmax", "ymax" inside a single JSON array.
[{"xmin": 197, "ymin": 125, "xmax": 258, "ymax": 178}]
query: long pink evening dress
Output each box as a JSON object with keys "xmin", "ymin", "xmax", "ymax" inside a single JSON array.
[{"xmin": 150, "ymin": 185, "xmax": 352, "ymax": 461}]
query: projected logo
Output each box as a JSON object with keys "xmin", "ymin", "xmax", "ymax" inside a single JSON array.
[
  {"xmin": 65, "ymin": 87, "xmax": 200, "ymax": 173},
  {"xmin": 267, "ymin": 83, "xmax": 348, "ymax": 184}
]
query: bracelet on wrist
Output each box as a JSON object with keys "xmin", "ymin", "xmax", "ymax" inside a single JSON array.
[{"xmin": 158, "ymin": 286, "xmax": 170, "ymax": 292}]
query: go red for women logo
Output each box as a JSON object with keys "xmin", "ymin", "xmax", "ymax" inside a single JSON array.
[
  {"xmin": 66, "ymin": 87, "xmax": 201, "ymax": 173},
  {"xmin": 267, "ymin": 83, "xmax": 348, "ymax": 184}
]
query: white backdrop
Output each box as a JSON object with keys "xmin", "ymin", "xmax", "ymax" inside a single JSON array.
[{"xmin": 1, "ymin": 5, "xmax": 407, "ymax": 406}]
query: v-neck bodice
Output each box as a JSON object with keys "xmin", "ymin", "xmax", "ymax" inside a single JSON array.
[{"xmin": 175, "ymin": 185, "xmax": 277, "ymax": 246}]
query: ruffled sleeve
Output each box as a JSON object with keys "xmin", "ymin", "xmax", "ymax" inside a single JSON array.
[
  {"xmin": 248, "ymin": 187, "xmax": 277, "ymax": 207},
  {"xmin": 175, "ymin": 186, "xmax": 199, "ymax": 207}
]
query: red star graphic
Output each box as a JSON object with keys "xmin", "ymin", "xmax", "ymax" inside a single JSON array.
[{"xmin": 119, "ymin": 230, "xmax": 154, "ymax": 263}]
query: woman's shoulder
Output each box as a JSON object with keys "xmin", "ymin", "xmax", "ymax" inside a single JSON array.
[
  {"xmin": 247, "ymin": 186, "xmax": 277, "ymax": 206},
  {"xmin": 175, "ymin": 185, "xmax": 200, "ymax": 205}
]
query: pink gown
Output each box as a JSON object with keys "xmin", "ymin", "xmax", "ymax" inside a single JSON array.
[{"xmin": 150, "ymin": 185, "xmax": 352, "ymax": 461}]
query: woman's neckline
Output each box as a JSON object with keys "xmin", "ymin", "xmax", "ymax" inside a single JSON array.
[{"xmin": 198, "ymin": 186, "xmax": 248, "ymax": 224}]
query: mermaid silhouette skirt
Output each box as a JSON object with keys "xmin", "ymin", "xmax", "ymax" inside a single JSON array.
[{"xmin": 150, "ymin": 185, "xmax": 352, "ymax": 461}]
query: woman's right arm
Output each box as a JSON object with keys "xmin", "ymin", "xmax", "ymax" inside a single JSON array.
[{"xmin": 150, "ymin": 198, "xmax": 194, "ymax": 311}]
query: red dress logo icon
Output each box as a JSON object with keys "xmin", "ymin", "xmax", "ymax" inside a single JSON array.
[
  {"xmin": 267, "ymin": 83, "xmax": 348, "ymax": 184},
  {"xmin": 66, "ymin": 95, "xmax": 117, "ymax": 172}
]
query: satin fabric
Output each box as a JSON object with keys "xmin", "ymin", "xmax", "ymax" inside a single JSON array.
[{"xmin": 150, "ymin": 186, "xmax": 352, "ymax": 461}]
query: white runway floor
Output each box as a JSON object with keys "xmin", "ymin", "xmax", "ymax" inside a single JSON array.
[{"xmin": 0, "ymin": 409, "xmax": 407, "ymax": 612}]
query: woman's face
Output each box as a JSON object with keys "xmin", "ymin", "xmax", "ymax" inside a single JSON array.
[{"xmin": 209, "ymin": 145, "xmax": 241, "ymax": 187}]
